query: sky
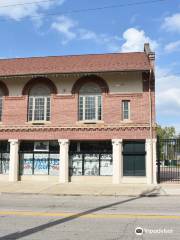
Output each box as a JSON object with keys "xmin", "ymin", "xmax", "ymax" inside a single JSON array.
[{"xmin": 0, "ymin": 0, "xmax": 180, "ymax": 133}]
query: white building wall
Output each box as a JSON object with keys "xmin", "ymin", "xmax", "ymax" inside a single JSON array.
[{"xmin": 2, "ymin": 71, "xmax": 143, "ymax": 96}]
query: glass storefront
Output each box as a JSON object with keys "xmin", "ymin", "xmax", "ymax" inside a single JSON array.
[
  {"xmin": 69, "ymin": 141, "xmax": 112, "ymax": 176},
  {"xmin": 0, "ymin": 141, "xmax": 10, "ymax": 175},
  {"xmin": 19, "ymin": 141, "xmax": 59, "ymax": 176}
]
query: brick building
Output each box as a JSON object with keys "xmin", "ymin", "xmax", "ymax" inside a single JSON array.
[{"xmin": 0, "ymin": 43, "xmax": 157, "ymax": 184}]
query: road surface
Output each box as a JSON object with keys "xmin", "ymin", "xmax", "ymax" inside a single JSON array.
[{"xmin": 0, "ymin": 194, "xmax": 179, "ymax": 239}]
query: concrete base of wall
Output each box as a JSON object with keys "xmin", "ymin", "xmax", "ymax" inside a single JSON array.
[
  {"xmin": 19, "ymin": 175, "xmax": 58, "ymax": 182},
  {"xmin": 70, "ymin": 176, "xmax": 112, "ymax": 184},
  {"xmin": 0, "ymin": 175, "xmax": 9, "ymax": 181},
  {"xmin": 122, "ymin": 177, "xmax": 147, "ymax": 184}
]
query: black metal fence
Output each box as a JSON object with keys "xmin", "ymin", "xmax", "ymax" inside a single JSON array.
[
  {"xmin": 157, "ymin": 138, "xmax": 180, "ymax": 183},
  {"xmin": 69, "ymin": 152, "xmax": 113, "ymax": 176}
]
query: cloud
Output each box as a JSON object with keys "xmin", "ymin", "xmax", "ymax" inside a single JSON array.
[
  {"xmin": 51, "ymin": 15, "xmax": 78, "ymax": 44},
  {"xmin": 78, "ymin": 29, "xmax": 121, "ymax": 51},
  {"xmin": 121, "ymin": 28, "xmax": 158, "ymax": 52},
  {"xmin": 52, "ymin": 18, "xmax": 158, "ymax": 53},
  {"xmin": 156, "ymin": 67, "xmax": 180, "ymax": 133},
  {"xmin": 164, "ymin": 40, "xmax": 180, "ymax": 53},
  {"xmin": 162, "ymin": 13, "xmax": 180, "ymax": 33},
  {"xmin": 156, "ymin": 67, "xmax": 180, "ymax": 118},
  {"xmin": 51, "ymin": 15, "xmax": 121, "ymax": 51},
  {"xmin": 0, "ymin": 0, "xmax": 65, "ymax": 21}
]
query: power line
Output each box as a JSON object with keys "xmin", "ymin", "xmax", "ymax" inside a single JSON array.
[
  {"xmin": 0, "ymin": 0, "xmax": 55, "ymax": 8},
  {"xmin": 0, "ymin": 0, "xmax": 169, "ymax": 22},
  {"xmin": 26, "ymin": 0, "xmax": 170, "ymax": 18},
  {"xmin": 0, "ymin": 0, "xmax": 168, "ymax": 9}
]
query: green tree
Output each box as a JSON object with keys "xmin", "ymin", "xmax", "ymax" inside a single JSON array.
[
  {"xmin": 157, "ymin": 125, "xmax": 176, "ymax": 140},
  {"xmin": 157, "ymin": 125, "xmax": 176, "ymax": 161}
]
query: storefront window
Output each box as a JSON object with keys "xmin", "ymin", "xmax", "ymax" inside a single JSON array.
[
  {"xmin": 70, "ymin": 153, "xmax": 112, "ymax": 176},
  {"xmin": 0, "ymin": 141, "xmax": 10, "ymax": 174},
  {"xmin": 19, "ymin": 141, "xmax": 59, "ymax": 176},
  {"xmin": 84, "ymin": 154, "xmax": 99, "ymax": 176}
]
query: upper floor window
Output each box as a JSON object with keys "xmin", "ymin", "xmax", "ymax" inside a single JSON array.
[
  {"xmin": 0, "ymin": 88, "xmax": 3, "ymax": 122},
  {"xmin": 28, "ymin": 84, "xmax": 51, "ymax": 122},
  {"xmin": 79, "ymin": 82, "xmax": 102, "ymax": 121},
  {"xmin": 122, "ymin": 100, "xmax": 130, "ymax": 120}
]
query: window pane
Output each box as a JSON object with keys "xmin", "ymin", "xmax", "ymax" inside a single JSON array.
[
  {"xmin": 98, "ymin": 96, "xmax": 102, "ymax": 120},
  {"xmin": 0, "ymin": 97, "xmax": 2, "ymax": 121},
  {"xmin": 70, "ymin": 154, "xmax": 83, "ymax": 176},
  {"xmin": 49, "ymin": 154, "xmax": 59, "ymax": 176},
  {"xmin": 34, "ymin": 97, "xmax": 45, "ymax": 121},
  {"xmin": 85, "ymin": 96, "xmax": 96, "ymax": 120},
  {"xmin": 29, "ymin": 97, "xmax": 51, "ymax": 121},
  {"xmin": 124, "ymin": 101, "xmax": 129, "ymax": 110},
  {"xmin": 122, "ymin": 100, "xmax": 130, "ymax": 120},
  {"xmin": 34, "ymin": 153, "xmax": 48, "ymax": 175},
  {"xmin": 79, "ymin": 96, "xmax": 83, "ymax": 121},
  {"xmin": 100, "ymin": 154, "xmax": 113, "ymax": 176},
  {"xmin": 0, "ymin": 153, "xmax": 9, "ymax": 174},
  {"xmin": 124, "ymin": 111, "xmax": 129, "ymax": 120},
  {"xmin": 84, "ymin": 154, "xmax": 99, "ymax": 176},
  {"xmin": 28, "ymin": 97, "xmax": 33, "ymax": 121},
  {"xmin": 79, "ymin": 95, "xmax": 102, "ymax": 121},
  {"xmin": 46, "ymin": 97, "xmax": 50, "ymax": 121},
  {"xmin": 20, "ymin": 153, "xmax": 33, "ymax": 175}
]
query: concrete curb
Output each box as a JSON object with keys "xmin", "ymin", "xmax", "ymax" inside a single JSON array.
[{"xmin": 0, "ymin": 182, "xmax": 179, "ymax": 197}]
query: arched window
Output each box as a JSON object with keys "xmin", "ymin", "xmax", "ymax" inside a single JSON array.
[
  {"xmin": 28, "ymin": 83, "xmax": 51, "ymax": 122},
  {"xmin": 0, "ymin": 88, "xmax": 3, "ymax": 122},
  {"xmin": 79, "ymin": 82, "xmax": 102, "ymax": 121}
]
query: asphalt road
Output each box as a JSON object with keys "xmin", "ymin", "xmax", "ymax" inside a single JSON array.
[{"xmin": 0, "ymin": 194, "xmax": 179, "ymax": 240}]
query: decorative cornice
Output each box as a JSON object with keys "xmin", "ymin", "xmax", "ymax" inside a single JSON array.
[
  {"xmin": 0, "ymin": 124, "xmax": 153, "ymax": 133},
  {"xmin": 53, "ymin": 94, "xmax": 75, "ymax": 99},
  {"xmin": 4, "ymin": 96, "xmax": 26, "ymax": 100},
  {"xmin": 107, "ymin": 93, "xmax": 143, "ymax": 98}
]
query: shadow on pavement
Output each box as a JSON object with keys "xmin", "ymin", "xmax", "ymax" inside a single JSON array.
[{"xmin": 0, "ymin": 188, "xmax": 158, "ymax": 239}]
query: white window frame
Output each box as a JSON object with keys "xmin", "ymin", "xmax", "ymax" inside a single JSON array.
[
  {"xmin": 0, "ymin": 97, "xmax": 2, "ymax": 122},
  {"xmin": 28, "ymin": 96, "xmax": 50, "ymax": 122},
  {"xmin": 79, "ymin": 95, "xmax": 102, "ymax": 122},
  {"xmin": 122, "ymin": 100, "xmax": 130, "ymax": 121}
]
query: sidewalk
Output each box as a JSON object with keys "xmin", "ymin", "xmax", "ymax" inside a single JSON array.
[{"xmin": 0, "ymin": 181, "xmax": 180, "ymax": 196}]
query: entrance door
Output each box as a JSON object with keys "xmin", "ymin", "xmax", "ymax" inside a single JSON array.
[{"xmin": 123, "ymin": 141, "xmax": 146, "ymax": 177}]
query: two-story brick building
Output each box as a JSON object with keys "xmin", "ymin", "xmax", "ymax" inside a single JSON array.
[{"xmin": 0, "ymin": 43, "xmax": 157, "ymax": 185}]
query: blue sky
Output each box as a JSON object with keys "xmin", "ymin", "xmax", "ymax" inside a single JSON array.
[{"xmin": 0, "ymin": 0, "xmax": 180, "ymax": 133}]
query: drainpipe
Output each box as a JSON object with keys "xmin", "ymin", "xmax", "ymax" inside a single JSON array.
[
  {"xmin": 149, "ymin": 68, "xmax": 154, "ymax": 184},
  {"xmin": 144, "ymin": 43, "xmax": 155, "ymax": 184}
]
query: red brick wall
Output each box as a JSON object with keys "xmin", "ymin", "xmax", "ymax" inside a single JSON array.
[
  {"xmin": 51, "ymin": 95, "xmax": 78, "ymax": 125},
  {"xmin": 0, "ymin": 74, "xmax": 155, "ymax": 140},
  {"xmin": 3, "ymin": 96, "xmax": 27, "ymax": 125},
  {"xmin": 103, "ymin": 92, "xmax": 150, "ymax": 124}
]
